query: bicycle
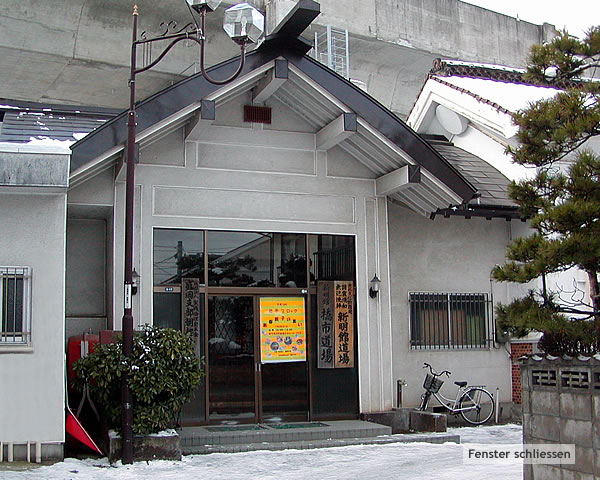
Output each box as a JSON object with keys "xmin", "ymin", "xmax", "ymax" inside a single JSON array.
[{"xmin": 416, "ymin": 363, "xmax": 495, "ymax": 425}]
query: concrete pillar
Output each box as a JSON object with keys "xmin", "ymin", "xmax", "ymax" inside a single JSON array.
[{"xmin": 265, "ymin": 0, "xmax": 298, "ymax": 35}]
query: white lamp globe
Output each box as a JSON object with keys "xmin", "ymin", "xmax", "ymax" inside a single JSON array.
[{"xmin": 223, "ymin": 3, "xmax": 265, "ymax": 45}]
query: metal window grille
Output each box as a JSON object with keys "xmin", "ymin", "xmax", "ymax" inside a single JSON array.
[
  {"xmin": 409, "ymin": 292, "xmax": 490, "ymax": 349},
  {"xmin": 0, "ymin": 267, "xmax": 31, "ymax": 344},
  {"xmin": 313, "ymin": 246, "xmax": 354, "ymax": 281}
]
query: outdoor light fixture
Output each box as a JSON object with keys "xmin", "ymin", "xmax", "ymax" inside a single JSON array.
[
  {"xmin": 186, "ymin": 0, "xmax": 222, "ymax": 12},
  {"xmin": 120, "ymin": 1, "xmax": 264, "ymax": 465},
  {"xmin": 131, "ymin": 269, "xmax": 140, "ymax": 296},
  {"xmin": 369, "ymin": 275, "xmax": 381, "ymax": 298},
  {"xmin": 223, "ymin": 3, "xmax": 265, "ymax": 45}
]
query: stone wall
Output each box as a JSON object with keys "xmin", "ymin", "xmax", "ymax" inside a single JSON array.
[{"xmin": 521, "ymin": 356, "xmax": 600, "ymax": 479}]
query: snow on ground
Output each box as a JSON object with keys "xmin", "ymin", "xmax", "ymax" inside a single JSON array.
[{"xmin": 0, "ymin": 424, "xmax": 523, "ymax": 480}]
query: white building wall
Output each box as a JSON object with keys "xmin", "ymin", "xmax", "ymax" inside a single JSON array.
[
  {"xmin": 108, "ymin": 119, "xmax": 395, "ymax": 413},
  {"xmin": 0, "ymin": 193, "xmax": 66, "ymax": 450},
  {"xmin": 388, "ymin": 201, "xmax": 513, "ymax": 407}
]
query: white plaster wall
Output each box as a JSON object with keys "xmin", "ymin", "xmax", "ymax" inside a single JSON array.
[
  {"xmin": 108, "ymin": 114, "xmax": 395, "ymax": 413},
  {"xmin": 388, "ymin": 201, "xmax": 513, "ymax": 407},
  {"xmin": 0, "ymin": 193, "xmax": 66, "ymax": 443}
]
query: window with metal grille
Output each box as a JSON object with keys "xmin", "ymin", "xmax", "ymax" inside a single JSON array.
[
  {"xmin": 409, "ymin": 292, "xmax": 489, "ymax": 349},
  {"xmin": 1, "ymin": 267, "xmax": 31, "ymax": 344}
]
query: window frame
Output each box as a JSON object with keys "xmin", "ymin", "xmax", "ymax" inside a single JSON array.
[
  {"xmin": 0, "ymin": 266, "xmax": 32, "ymax": 347},
  {"xmin": 408, "ymin": 291, "xmax": 490, "ymax": 350}
]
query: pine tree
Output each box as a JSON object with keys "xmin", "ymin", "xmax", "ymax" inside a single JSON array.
[{"xmin": 492, "ymin": 27, "xmax": 600, "ymax": 355}]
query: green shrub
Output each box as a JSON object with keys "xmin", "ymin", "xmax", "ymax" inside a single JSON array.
[{"xmin": 74, "ymin": 326, "xmax": 203, "ymax": 435}]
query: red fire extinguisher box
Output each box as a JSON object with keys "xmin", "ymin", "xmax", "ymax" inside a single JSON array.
[{"xmin": 67, "ymin": 333, "xmax": 99, "ymax": 384}]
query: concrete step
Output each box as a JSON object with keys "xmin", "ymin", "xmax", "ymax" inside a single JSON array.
[
  {"xmin": 180, "ymin": 428, "xmax": 460, "ymax": 455},
  {"xmin": 179, "ymin": 420, "xmax": 393, "ymax": 453}
]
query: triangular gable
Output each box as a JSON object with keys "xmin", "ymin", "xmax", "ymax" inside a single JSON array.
[{"xmin": 70, "ymin": 20, "xmax": 477, "ymax": 215}]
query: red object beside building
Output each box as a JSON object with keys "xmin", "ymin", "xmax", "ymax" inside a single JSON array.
[
  {"xmin": 66, "ymin": 334, "xmax": 99, "ymax": 383},
  {"xmin": 511, "ymin": 342, "xmax": 534, "ymax": 404}
]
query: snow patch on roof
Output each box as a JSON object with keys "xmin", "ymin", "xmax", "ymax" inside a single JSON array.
[
  {"xmin": 438, "ymin": 76, "xmax": 562, "ymax": 113},
  {"xmin": 441, "ymin": 59, "xmax": 525, "ymax": 74},
  {"xmin": 25, "ymin": 136, "xmax": 74, "ymax": 152}
]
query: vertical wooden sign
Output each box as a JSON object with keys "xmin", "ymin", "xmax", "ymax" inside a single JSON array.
[
  {"xmin": 317, "ymin": 280, "xmax": 354, "ymax": 369},
  {"xmin": 182, "ymin": 277, "xmax": 201, "ymax": 356},
  {"xmin": 334, "ymin": 281, "xmax": 354, "ymax": 368},
  {"xmin": 317, "ymin": 281, "xmax": 334, "ymax": 368}
]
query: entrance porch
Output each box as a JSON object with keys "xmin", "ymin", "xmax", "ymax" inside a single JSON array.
[{"xmin": 178, "ymin": 420, "xmax": 459, "ymax": 454}]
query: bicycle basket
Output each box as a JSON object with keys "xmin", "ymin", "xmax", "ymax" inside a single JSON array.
[{"xmin": 423, "ymin": 373, "xmax": 444, "ymax": 393}]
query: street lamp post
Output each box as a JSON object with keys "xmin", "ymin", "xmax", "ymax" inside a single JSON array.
[{"xmin": 121, "ymin": 1, "xmax": 264, "ymax": 464}]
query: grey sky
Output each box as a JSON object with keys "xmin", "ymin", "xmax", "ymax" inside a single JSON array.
[{"xmin": 461, "ymin": 0, "xmax": 599, "ymax": 38}]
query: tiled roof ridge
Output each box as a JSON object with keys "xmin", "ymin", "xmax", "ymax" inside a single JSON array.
[
  {"xmin": 521, "ymin": 353, "xmax": 600, "ymax": 362},
  {"xmin": 430, "ymin": 58, "xmax": 588, "ymax": 90}
]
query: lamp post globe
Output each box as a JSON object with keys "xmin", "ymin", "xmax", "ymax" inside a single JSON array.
[
  {"xmin": 223, "ymin": 3, "xmax": 265, "ymax": 45},
  {"xmin": 186, "ymin": 0, "xmax": 222, "ymax": 12}
]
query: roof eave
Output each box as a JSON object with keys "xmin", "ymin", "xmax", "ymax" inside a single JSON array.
[{"xmin": 71, "ymin": 45, "xmax": 476, "ymax": 204}]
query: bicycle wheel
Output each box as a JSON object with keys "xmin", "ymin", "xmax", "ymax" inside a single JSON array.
[{"xmin": 459, "ymin": 388, "xmax": 494, "ymax": 425}]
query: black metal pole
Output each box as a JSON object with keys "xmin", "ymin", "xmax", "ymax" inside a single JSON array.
[
  {"xmin": 121, "ymin": 3, "xmax": 138, "ymax": 465},
  {"xmin": 116, "ymin": 3, "xmax": 251, "ymax": 464}
]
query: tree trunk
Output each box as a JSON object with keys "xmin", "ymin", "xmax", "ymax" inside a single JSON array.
[{"xmin": 588, "ymin": 270, "xmax": 600, "ymax": 329}]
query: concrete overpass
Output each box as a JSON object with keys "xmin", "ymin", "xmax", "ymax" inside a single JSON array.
[{"xmin": 0, "ymin": 0, "xmax": 555, "ymax": 116}]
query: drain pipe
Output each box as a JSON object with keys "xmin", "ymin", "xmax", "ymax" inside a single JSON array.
[{"xmin": 495, "ymin": 387, "xmax": 500, "ymax": 423}]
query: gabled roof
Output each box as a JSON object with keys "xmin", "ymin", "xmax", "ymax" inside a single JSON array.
[{"xmin": 70, "ymin": 2, "xmax": 479, "ymax": 216}]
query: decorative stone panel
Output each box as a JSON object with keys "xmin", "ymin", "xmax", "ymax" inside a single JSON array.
[{"xmin": 521, "ymin": 355, "xmax": 600, "ymax": 479}]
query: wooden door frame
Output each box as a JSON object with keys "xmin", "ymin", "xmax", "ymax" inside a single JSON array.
[{"xmin": 204, "ymin": 291, "xmax": 311, "ymax": 424}]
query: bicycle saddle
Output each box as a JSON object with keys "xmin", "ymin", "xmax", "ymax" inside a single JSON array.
[{"xmin": 454, "ymin": 381, "xmax": 468, "ymax": 388}]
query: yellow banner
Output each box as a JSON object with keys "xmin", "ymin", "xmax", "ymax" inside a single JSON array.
[{"xmin": 260, "ymin": 297, "xmax": 306, "ymax": 363}]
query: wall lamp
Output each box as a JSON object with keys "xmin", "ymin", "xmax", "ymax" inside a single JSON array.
[
  {"xmin": 131, "ymin": 269, "xmax": 140, "ymax": 296},
  {"xmin": 369, "ymin": 275, "xmax": 381, "ymax": 298}
]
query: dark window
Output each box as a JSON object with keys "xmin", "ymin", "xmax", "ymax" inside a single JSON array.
[
  {"xmin": 153, "ymin": 229, "xmax": 204, "ymax": 330},
  {"xmin": 309, "ymin": 235, "xmax": 355, "ymax": 283},
  {"xmin": 409, "ymin": 292, "xmax": 489, "ymax": 349},
  {"xmin": 207, "ymin": 231, "xmax": 307, "ymax": 288},
  {"xmin": 1, "ymin": 267, "xmax": 29, "ymax": 344},
  {"xmin": 153, "ymin": 229, "xmax": 204, "ymax": 286}
]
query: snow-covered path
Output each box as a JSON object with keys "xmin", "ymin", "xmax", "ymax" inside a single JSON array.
[{"xmin": 1, "ymin": 424, "xmax": 523, "ymax": 480}]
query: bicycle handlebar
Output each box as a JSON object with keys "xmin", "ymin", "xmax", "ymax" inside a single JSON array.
[{"xmin": 423, "ymin": 363, "xmax": 451, "ymax": 377}]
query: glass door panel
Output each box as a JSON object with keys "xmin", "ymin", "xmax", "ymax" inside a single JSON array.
[
  {"xmin": 258, "ymin": 295, "xmax": 308, "ymax": 422},
  {"xmin": 208, "ymin": 296, "xmax": 255, "ymax": 423},
  {"xmin": 261, "ymin": 362, "xmax": 308, "ymax": 422}
]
